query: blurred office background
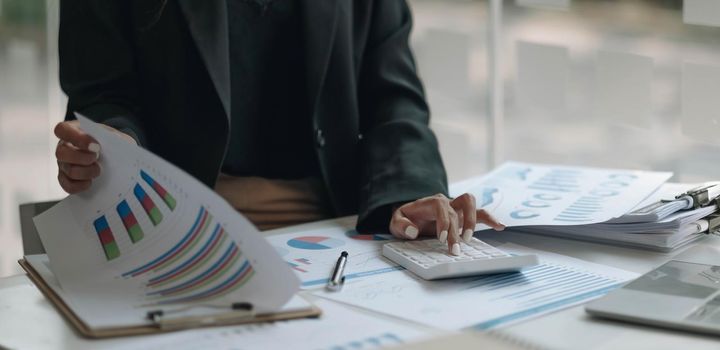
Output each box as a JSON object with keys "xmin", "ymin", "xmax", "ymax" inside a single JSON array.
[{"xmin": 1, "ymin": 0, "xmax": 720, "ymax": 277}]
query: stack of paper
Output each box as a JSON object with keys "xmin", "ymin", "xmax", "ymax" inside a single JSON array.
[
  {"xmin": 449, "ymin": 162, "xmax": 673, "ymax": 229},
  {"xmin": 517, "ymin": 183, "xmax": 714, "ymax": 251},
  {"xmin": 450, "ymin": 163, "xmax": 714, "ymax": 251}
]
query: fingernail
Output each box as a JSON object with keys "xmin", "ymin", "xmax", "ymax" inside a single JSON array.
[
  {"xmin": 438, "ymin": 230, "xmax": 448, "ymax": 243},
  {"xmin": 451, "ymin": 243, "xmax": 461, "ymax": 256},
  {"xmin": 463, "ymin": 229, "xmax": 473, "ymax": 243},
  {"xmin": 495, "ymin": 223, "xmax": 506, "ymax": 231},
  {"xmin": 89, "ymin": 143, "xmax": 100, "ymax": 159},
  {"xmin": 405, "ymin": 226, "xmax": 419, "ymax": 239}
]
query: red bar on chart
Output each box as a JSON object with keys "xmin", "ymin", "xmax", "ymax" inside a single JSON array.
[
  {"xmin": 134, "ymin": 184, "xmax": 163, "ymax": 226},
  {"xmin": 141, "ymin": 170, "xmax": 177, "ymax": 210},
  {"xmin": 117, "ymin": 200, "xmax": 144, "ymax": 243},
  {"xmin": 93, "ymin": 216, "xmax": 120, "ymax": 260}
]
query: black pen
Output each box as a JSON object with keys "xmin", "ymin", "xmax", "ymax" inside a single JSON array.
[{"xmin": 326, "ymin": 251, "xmax": 348, "ymax": 291}]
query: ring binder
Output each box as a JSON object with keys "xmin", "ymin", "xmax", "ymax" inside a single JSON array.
[
  {"xmin": 671, "ymin": 182, "xmax": 720, "ymax": 209},
  {"xmin": 519, "ymin": 182, "xmax": 720, "ymax": 251},
  {"xmin": 663, "ymin": 182, "xmax": 720, "ymax": 234}
]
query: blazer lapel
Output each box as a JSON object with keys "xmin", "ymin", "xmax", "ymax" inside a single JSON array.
[
  {"xmin": 302, "ymin": 0, "xmax": 339, "ymax": 117},
  {"xmin": 178, "ymin": 0, "xmax": 231, "ymax": 119}
]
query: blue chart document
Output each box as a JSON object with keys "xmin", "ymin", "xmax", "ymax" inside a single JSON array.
[
  {"xmin": 266, "ymin": 226, "xmax": 402, "ymax": 289},
  {"xmin": 450, "ymin": 162, "xmax": 672, "ymax": 229},
  {"xmin": 315, "ymin": 243, "xmax": 638, "ymax": 330}
]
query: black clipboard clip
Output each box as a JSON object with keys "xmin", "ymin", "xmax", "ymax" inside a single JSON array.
[{"xmin": 146, "ymin": 302, "xmax": 255, "ymax": 330}]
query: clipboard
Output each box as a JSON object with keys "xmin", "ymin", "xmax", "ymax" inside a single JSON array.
[{"xmin": 18, "ymin": 258, "xmax": 322, "ymax": 339}]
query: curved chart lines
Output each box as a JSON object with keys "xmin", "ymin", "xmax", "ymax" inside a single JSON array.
[{"xmin": 120, "ymin": 206, "xmax": 255, "ymax": 306}]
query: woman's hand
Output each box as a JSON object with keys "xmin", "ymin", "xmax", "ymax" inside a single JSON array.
[
  {"xmin": 389, "ymin": 193, "xmax": 505, "ymax": 255},
  {"xmin": 54, "ymin": 120, "xmax": 136, "ymax": 194}
]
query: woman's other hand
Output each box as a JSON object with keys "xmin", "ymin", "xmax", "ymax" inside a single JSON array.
[
  {"xmin": 389, "ymin": 193, "xmax": 505, "ymax": 255},
  {"xmin": 54, "ymin": 120, "xmax": 136, "ymax": 194}
]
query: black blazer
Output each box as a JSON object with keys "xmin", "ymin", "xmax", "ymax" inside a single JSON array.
[{"xmin": 59, "ymin": 0, "xmax": 448, "ymax": 231}]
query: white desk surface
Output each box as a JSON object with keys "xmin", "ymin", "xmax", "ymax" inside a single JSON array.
[{"xmin": 1, "ymin": 215, "xmax": 719, "ymax": 350}]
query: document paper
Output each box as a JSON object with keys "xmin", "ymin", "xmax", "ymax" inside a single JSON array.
[
  {"xmin": 33, "ymin": 116, "xmax": 300, "ymax": 328},
  {"xmin": 102, "ymin": 299, "xmax": 429, "ymax": 350},
  {"xmin": 450, "ymin": 162, "xmax": 672, "ymax": 230},
  {"xmin": 315, "ymin": 244, "xmax": 639, "ymax": 330},
  {"xmin": 266, "ymin": 225, "xmax": 403, "ymax": 289}
]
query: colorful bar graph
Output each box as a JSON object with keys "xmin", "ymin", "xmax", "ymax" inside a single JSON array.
[
  {"xmin": 93, "ymin": 216, "xmax": 120, "ymax": 260},
  {"xmin": 134, "ymin": 184, "xmax": 163, "ymax": 226},
  {"xmin": 141, "ymin": 170, "xmax": 177, "ymax": 210},
  {"xmin": 155, "ymin": 258, "xmax": 255, "ymax": 305},
  {"xmin": 149, "ymin": 243, "xmax": 240, "ymax": 296},
  {"xmin": 295, "ymin": 258, "xmax": 311, "ymax": 265},
  {"xmin": 116, "ymin": 200, "xmax": 144, "ymax": 243},
  {"xmin": 122, "ymin": 207, "xmax": 207, "ymax": 278},
  {"xmin": 147, "ymin": 225, "xmax": 225, "ymax": 287},
  {"xmin": 288, "ymin": 262, "xmax": 308, "ymax": 273}
]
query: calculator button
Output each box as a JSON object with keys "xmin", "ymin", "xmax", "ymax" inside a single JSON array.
[
  {"xmin": 427, "ymin": 253, "xmax": 453, "ymax": 262},
  {"xmin": 405, "ymin": 250, "xmax": 424, "ymax": 257},
  {"xmin": 412, "ymin": 256, "xmax": 433, "ymax": 264},
  {"xmin": 407, "ymin": 241, "xmax": 428, "ymax": 249},
  {"xmin": 382, "ymin": 238, "xmax": 539, "ymax": 280}
]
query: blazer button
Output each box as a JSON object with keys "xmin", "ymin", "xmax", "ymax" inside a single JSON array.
[{"xmin": 315, "ymin": 129, "xmax": 326, "ymax": 148}]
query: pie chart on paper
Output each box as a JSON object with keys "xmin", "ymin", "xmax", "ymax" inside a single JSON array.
[{"xmin": 286, "ymin": 236, "xmax": 345, "ymax": 250}]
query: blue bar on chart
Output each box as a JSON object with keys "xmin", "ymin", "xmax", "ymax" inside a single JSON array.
[
  {"xmin": 117, "ymin": 200, "xmax": 144, "ymax": 243},
  {"xmin": 93, "ymin": 216, "xmax": 121, "ymax": 260},
  {"xmin": 140, "ymin": 170, "xmax": 177, "ymax": 210},
  {"xmin": 134, "ymin": 184, "xmax": 163, "ymax": 226}
]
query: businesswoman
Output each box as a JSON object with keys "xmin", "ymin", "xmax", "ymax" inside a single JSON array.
[{"xmin": 52, "ymin": 0, "xmax": 504, "ymax": 255}]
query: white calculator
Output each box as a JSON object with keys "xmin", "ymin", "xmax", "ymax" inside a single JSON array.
[{"xmin": 382, "ymin": 238, "xmax": 539, "ymax": 280}]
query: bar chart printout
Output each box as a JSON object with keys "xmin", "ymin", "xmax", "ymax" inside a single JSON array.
[
  {"xmin": 93, "ymin": 169, "xmax": 175, "ymax": 251},
  {"xmin": 315, "ymin": 243, "xmax": 638, "ymax": 330},
  {"xmin": 120, "ymin": 206, "xmax": 257, "ymax": 306},
  {"xmin": 32, "ymin": 115, "xmax": 300, "ymax": 328}
]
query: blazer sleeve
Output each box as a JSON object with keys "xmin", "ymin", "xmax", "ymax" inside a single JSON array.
[
  {"xmin": 356, "ymin": 0, "xmax": 449, "ymax": 232},
  {"xmin": 59, "ymin": 0, "xmax": 146, "ymax": 145}
]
